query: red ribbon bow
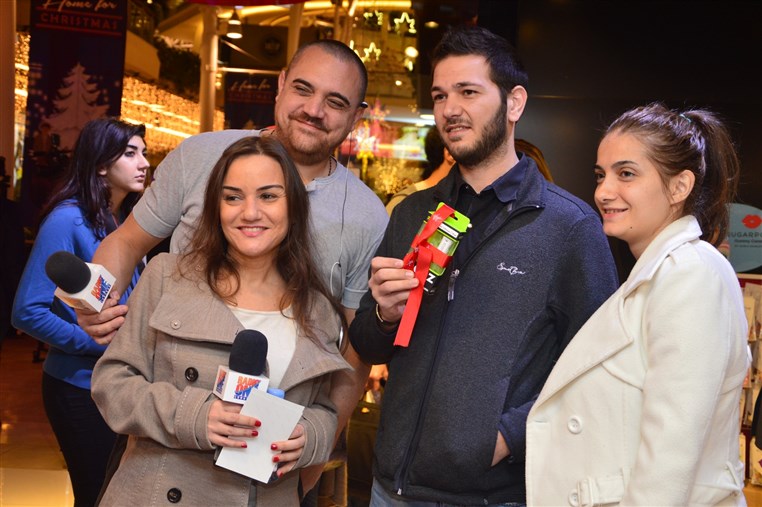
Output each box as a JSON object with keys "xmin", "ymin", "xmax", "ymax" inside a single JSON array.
[{"xmin": 394, "ymin": 205, "xmax": 457, "ymax": 347}]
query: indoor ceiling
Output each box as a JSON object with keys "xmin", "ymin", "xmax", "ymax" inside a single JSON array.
[
  {"xmin": 156, "ymin": 0, "xmax": 476, "ymax": 124},
  {"xmin": 157, "ymin": 0, "xmax": 479, "ymax": 52}
]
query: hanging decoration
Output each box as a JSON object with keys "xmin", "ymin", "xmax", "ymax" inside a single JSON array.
[
  {"xmin": 393, "ymin": 12, "xmax": 416, "ymax": 35},
  {"xmin": 363, "ymin": 10, "xmax": 384, "ymax": 29},
  {"xmin": 361, "ymin": 42, "xmax": 382, "ymax": 63}
]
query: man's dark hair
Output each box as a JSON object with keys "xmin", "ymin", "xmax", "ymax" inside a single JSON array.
[
  {"xmin": 422, "ymin": 127, "xmax": 446, "ymax": 179},
  {"xmin": 431, "ymin": 26, "xmax": 528, "ymax": 101},
  {"xmin": 288, "ymin": 39, "xmax": 368, "ymax": 105}
]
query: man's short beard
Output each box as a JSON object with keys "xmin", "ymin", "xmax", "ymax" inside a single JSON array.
[
  {"xmin": 273, "ymin": 128, "xmax": 331, "ymax": 166},
  {"xmin": 446, "ymin": 100, "xmax": 508, "ymax": 168}
]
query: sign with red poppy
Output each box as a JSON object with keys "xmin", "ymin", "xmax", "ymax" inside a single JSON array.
[{"xmin": 728, "ymin": 203, "xmax": 762, "ymax": 273}]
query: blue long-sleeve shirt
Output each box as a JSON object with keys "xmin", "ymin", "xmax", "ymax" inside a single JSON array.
[{"xmin": 12, "ymin": 200, "xmax": 139, "ymax": 389}]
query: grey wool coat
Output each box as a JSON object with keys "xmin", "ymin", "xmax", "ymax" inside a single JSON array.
[{"xmin": 92, "ymin": 253, "xmax": 350, "ymax": 506}]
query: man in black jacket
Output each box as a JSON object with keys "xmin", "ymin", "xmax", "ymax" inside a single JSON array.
[{"xmin": 349, "ymin": 26, "xmax": 619, "ymax": 506}]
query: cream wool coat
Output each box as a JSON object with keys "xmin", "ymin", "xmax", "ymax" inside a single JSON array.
[
  {"xmin": 526, "ymin": 216, "xmax": 749, "ymax": 507},
  {"xmin": 91, "ymin": 253, "xmax": 350, "ymax": 506}
]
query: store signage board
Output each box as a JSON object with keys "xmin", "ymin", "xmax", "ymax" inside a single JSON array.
[{"xmin": 729, "ymin": 203, "xmax": 762, "ymax": 274}]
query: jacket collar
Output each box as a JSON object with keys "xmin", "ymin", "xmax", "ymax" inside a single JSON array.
[
  {"xmin": 278, "ymin": 296, "xmax": 351, "ymax": 391},
  {"xmin": 150, "ymin": 257, "xmax": 350, "ymax": 392},
  {"xmin": 432, "ymin": 155, "xmax": 547, "ymax": 212},
  {"xmin": 533, "ymin": 285, "xmax": 630, "ymax": 406},
  {"xmin": 620, "ymin": 215, "xmax": 702, "ymax": 297}
]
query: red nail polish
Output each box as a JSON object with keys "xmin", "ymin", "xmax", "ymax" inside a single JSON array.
[
  {"xmin": 272, "ymin": 456, "xmax": 279, "ymax": 463},
  {"xmin": 251, "ymin": 430, "xmax": 258, "ymax": 437},
  {"xmin": 255, "ymin": 420, "xmax": 262, "ymax": 427},
  {"xmin": 241, "ymin": 443, "xmax": 248, "ymax": 449},
  {"xmin": 277, "ymin": 471, "xmax": 283, "ymax": 478},
  {"xmin": 271, "ymin": 444, "xmax": 278, "ymax": 450}
]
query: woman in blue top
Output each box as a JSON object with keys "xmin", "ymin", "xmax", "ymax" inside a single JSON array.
[{"xmin": 12, "ymin": 118, "xmax": 148, "ymax": 507}]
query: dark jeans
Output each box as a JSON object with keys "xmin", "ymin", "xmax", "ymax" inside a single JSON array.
[
  {"xmin": 42, "ymin": 372, "xmax": 116, "ymax": 507},
  {"xmin": 370, "ymin": 480, "xmax": 526, "ymax": 507},
  {"xmin": 95, "ymin": 433, "xmax": 127, "ymax": 506}
]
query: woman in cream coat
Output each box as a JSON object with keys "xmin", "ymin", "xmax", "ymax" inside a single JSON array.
[
  {"xmin": 92, "ymin": 136, "xmax": 349, "ymax": 506},
  {"xmin": 526, "ymin": 103, "xmax": 749, "ymax": 507}
]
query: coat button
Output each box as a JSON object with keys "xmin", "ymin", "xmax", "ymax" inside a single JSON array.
[
  {"xmin": 170, "ymin": 320, "xmax": 181, "ymax": 330},
  {"xmin": 568, "ymin": 490, "xmax": 579, "ymax": 506},
  {"xmin": 184, "ymin": 367, "xmax": 198, "ymax": 382},
  {"xmin": 567, "ymin": 416, "xmax": 583, "ymax": 434},
  {"xmin": 167, "ymin": 488, "xmax": 182, "ymax": 503}
]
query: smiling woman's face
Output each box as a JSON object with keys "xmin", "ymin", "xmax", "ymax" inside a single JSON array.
[
  {"xmin": 594, "ymin": 132, "xmax": 682, "ymax": 258},
  {"xmin": 219, "ymin": 154, "xmax": 288, "ymax": 266}
]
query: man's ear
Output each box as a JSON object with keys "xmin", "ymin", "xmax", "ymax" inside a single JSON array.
[
  {"xmin": 275, "ymin": 70, "xmax": 286, "ymax": 103},
  {"xmin": 669, "ymin": 169, "xmax": 696, "ymax": 205},
  {"xmin": 507, "ymin": 85, "xmax": 528, "ymax": 123},
  {"xmin": 352, "ymin": 101, "xmax": 367, "ymax": 125},
  {"xmin": 443, "ymin": 147, "xmax": 455, "ymax": 166}
]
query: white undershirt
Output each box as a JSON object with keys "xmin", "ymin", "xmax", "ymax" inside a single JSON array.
[{"xmin": 227, "ymin": 306, "xmax": 297, "ymax": 389}]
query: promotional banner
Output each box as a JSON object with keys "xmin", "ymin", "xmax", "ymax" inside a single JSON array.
[
  {"xmin": 728, "ymin": 203, "xmax": 762, "ymax": 274},
  {"xmin": 224, "ymin": 73, "xmax": 277, "ymax": 130},
  {"xmin": 21, "ymin": 0, "xmax": 128, "ymax": 226}
]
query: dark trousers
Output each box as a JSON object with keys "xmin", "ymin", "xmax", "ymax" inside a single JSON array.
[
  {"xmin": 42, "ymin": 372, "xmax": 116, "ymax": 507},
  {"xmin": 95, "ymin": 433, "xmax": 128, "ymax": 506}
]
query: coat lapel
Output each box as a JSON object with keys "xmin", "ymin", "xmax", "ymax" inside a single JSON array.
[
  {"xmin": 149, "ymin": 264, "xmax": 243, "ymax": 345},
  {"xmin": 534, "ymin": 292, "xmax": 633, "ymax": 406},
  {"xmin": 277, "ymin": 297, "xmax": 351, "ymax": 392},
  {"xmin": 534, "ymin": 216, "xmax": 704, "ymax": 408}
]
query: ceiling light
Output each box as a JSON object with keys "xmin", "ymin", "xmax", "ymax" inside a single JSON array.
[
  {"xmin": 227, "ymin": 10, "xmax": 242, "ymax": 39},
  {"xmin": 404, "ymin": 46, "xmax": 418, "ymax": 58},
  {"xmin": 226, "ymin": 23, "xmax": 242, "ymax": 39},
  {"xmin": 424, "ymin": 20, "xmax": 439, "ymax": 29}
]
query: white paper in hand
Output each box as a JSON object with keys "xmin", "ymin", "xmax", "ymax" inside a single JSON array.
[{"xmin": 215, "ymin": 388, "xmax": 304, "ymax": 482}]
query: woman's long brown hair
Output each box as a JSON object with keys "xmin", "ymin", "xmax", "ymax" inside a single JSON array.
[{"xmin": 181, "ymin": 136, "xmax": 346, "ymax": 348}]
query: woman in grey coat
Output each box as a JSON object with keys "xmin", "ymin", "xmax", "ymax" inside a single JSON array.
[{"xmin": 92, "ymin": 136, "xmax": 350, "ymax": 506}]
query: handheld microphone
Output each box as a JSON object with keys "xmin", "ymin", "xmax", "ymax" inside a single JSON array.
[
  {"xmin": 214, "ymin": 330, "xmax": 270, "ymax": 403},
  {"xmin": 214, "ymin": 337, "xmax": 305, "ymax": 483},
  {"xmin": 45, "ymin": 251, "xmax": 117, "ymax": 312}
]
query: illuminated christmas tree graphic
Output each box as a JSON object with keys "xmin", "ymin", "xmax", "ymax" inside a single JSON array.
[{"xmin": 45, "ymin": 62, "xmax": 110, "ymax": 150}]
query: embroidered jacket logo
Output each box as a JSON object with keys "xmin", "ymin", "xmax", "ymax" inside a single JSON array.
[
  {"xmin": 497, "ymin": 262, "xmax": 526, "ymax": 275},
  {"xmin": 90, "ymin": 275, "xmax": 112, "ymax": 303}
]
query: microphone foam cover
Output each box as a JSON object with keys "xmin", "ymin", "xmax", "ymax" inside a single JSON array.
[
  {"xmin": 45, "ymin": 251, "xmax": 91, "ymax": 293},
  {"xmin": 229, "ymin": 330, "xmax": 268, "ymax": 376}
]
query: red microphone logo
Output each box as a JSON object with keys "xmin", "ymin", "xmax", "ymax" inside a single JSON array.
[{"xmin": 90, "ymin": 275, "xmax": 112, "ymax": 303}]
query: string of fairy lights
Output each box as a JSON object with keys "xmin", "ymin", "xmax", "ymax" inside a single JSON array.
[{"xmin": 120, "ymin": 75, "xmax": 225, "ymax": 158}]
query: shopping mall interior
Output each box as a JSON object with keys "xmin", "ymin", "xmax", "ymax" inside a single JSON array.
[{"xmin": 1, "ymin": 0, "xmax": 762, "ymax": 505}]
